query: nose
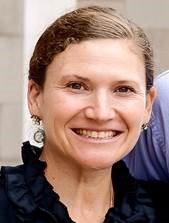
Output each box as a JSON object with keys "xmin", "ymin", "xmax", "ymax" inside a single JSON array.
[{"xmin": 84, "ymin": 90, "xmax": 117, "ymax": 122}]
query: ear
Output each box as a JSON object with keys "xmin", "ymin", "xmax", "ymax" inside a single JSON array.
[
  {"xmin": 144, "ymin": 86, "xmax": 157, "ymax": 123},
  {"xmin": 27, "ymin": 80, "xmax": 43, "ymax": 118}
]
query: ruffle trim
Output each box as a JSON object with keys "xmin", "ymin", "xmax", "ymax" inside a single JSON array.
[{"xmin": 1, "ymin": 141, "xmax": 156, "ymax": 222}]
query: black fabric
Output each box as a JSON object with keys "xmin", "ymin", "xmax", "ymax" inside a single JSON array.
[
  {"xmin": 0, "ymin": 141, "xmax": 164, "ymax": 222},
  {"xmin": 138, "ymin": 180, "xmax": 169, "ymax": 223}
]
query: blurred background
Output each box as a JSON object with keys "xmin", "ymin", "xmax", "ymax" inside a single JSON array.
[{"xmin": 0, "ymin": 0, "xmax": 169, "ymax": 165}]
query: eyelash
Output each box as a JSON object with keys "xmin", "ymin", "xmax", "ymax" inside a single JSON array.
[
  {"xmin": 66, "ymin": 81, "xmax": 88, "ymax": 91},
  {"xmin": 114, "ymin": 86, "xmax": 135, "ymax": 94}
]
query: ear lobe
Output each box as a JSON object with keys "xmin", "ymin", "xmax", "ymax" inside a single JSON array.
[
  {"xmin": 144, "ymin": 86, "xmax": 157, "ymax": 122},
  {"xmin": 27, "ymin": 80, "xmax": 42, "ymax": 117}
]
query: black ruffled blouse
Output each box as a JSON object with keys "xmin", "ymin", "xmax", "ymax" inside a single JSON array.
[{"xmin": 0, "ymin": 142, "xmax": 157, "ymax": 223}]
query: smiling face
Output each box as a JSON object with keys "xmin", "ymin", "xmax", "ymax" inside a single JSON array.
[{"xmin": 28, "ymin": 39, "xmax": 156, "ymax": 170}]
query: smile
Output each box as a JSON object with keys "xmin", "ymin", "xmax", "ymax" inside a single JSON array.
[{"xmin": 73, "ymin": 129, "xmax": 120, "ymax": 140}]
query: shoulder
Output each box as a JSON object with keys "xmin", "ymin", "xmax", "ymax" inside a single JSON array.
[
  {"xmin": 0, "ymin": 166, "xmax": 22, "ymax": 222},
  {"xmin": 0, "ymin": 142, "xmax": 48, "ymax": 222},
  {"xmin": 155, "ymin": 70, "xmax": 169, "ymax": 90},
  {"xmin": 0, "ymin": 163, "xmax": 38, "ymax": 222},
  {"xmin": 153, "ymin": 70, "xmax": 169, "ymax": 117},
  {"xmin": 111, "ymin": 161, "xmax": 158, "ymax": 222},
  {"xmin": 153, "ymin": 70, "xmax": 169, "ymax": 115},
  {"xmin": 151, "ymin": 71, "xmax": 169, "ymax": 135},
  {"xmin": 139, "ymin": 180, "xmax": 169, "ymax": 222},
  {"xmin": 151, "ymin": 71, "xmax": 169, "ymax": 165}
]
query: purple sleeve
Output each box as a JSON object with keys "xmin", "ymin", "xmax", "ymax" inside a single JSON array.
[{"xmin": 124, "ymin": 70, "xmax": 169, "ymax": 181}]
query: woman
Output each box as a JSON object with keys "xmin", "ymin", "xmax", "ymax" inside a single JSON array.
[{"xmin": 0, "ymin": 6, "xmax": 157, "ymax": 223}]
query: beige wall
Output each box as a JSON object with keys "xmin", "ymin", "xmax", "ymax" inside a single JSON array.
[
  {"xmin": 0, "ymin": 0, "xmax": 23, "ymax": 164},
  {"xmin": 77, "ymin": 0, "xmax": 169, "ymax": 74},
  {"xmin": 0, "ymin": 0, "xmax": 169, "ymax": 165}
]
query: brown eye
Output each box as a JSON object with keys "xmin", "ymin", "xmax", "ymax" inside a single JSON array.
[
  {"xmin": 66, "ymin": 81, "xmax": 89, "ymax": 92},
  {"xmin": 67, "ymin": 82, "xmax": 84, "ymax": 90},
  {"xmin": 115, "ymin": 86, "xmax": 135, "ymax": 94},
  {"xmin": 117, "ymin": 87, "xmax": 130, "ymax": 92},
  {"xmin": 69, "ymin": 82, "xmax": 82, "ymax": 89}
]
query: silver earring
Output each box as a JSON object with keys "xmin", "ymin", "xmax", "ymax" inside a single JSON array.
[
  {"xmin": 141, "ymin": 123, "xmax": 148, "ymax": 130},
  {"xmin": 31, "ymin": 115, "xmax": 45, "ymax": 143}
]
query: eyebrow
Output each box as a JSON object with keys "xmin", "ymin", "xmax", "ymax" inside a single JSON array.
[
  {"xmin": 60, "ymin": 74, "xmax": 90, "ymax": 82},
  {"xmin": 113, "ymin": 80, "xmax": 140, "ymax": 86}
]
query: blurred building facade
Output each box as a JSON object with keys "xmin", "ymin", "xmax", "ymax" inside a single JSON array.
[
  {"xmin": 0, "ymin": 0, "xmax": 23, "ymax": 164},
  {"xmin": 0, "ymin": 0, "xmax": 169, "ymax": 165}
]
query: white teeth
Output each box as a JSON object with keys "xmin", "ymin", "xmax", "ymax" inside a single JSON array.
[
  {"xmin": 98, "ymin": 131, "xmax": 105, "ymax": 138},
  {"xmin": 82, "ymin": 129, "xmax": 87, "ymax": 136},
  {"xmin": 90, "ymin": 131, "xmax": 97, "ymax": 138},
  {"xmin": 75, "ymin": 129, "xmax": 117, "ymax": 139}
]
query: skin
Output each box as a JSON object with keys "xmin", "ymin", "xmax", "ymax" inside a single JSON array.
[{"xmin": 28, "ymin": 39, "xmax": 156, "ymax": 223}]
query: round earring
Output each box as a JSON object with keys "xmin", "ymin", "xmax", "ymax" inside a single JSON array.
[
  {"xmin": 141, "ymin": 123, "xmax": 148, "ymax": 130},
  {"xmin": 31, "ymin": 115, "xmax": 45, "ymax": 143}
]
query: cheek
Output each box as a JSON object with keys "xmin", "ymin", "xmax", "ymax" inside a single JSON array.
[
  {"xmin": 42, "ymin": 93, "xmax": 84, "ymax": 125},
  {"xmin": 120, "ymin": 99, "xmax": 146, "ymax": 128}
]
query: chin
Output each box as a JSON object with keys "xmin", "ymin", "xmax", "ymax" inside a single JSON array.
[{"xmin": 75, "ymin": 152, "xmax": 119, "ymax": 171}]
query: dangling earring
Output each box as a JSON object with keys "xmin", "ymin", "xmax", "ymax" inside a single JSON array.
[
  {"xmin": 31, "ymin": 115, "xmax": 45, "ymax": 143},
  {"xmin": 141, "ymin": 123, "xmax": 148, "ymax": 130}
]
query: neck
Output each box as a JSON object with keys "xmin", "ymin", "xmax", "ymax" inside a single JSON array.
[{"xmin": 40, "ymin": 147, "xmax": 114, "ymax": 223}]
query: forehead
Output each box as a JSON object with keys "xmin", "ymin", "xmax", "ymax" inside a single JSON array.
[{"xmin": 46, "ymin": 39, "xmax": 145, "ymax": 83}]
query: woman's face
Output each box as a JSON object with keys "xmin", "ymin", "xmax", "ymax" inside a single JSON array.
[{"xmin": 28, "ymin": 39, "xmax": 156, "ymax": 170}]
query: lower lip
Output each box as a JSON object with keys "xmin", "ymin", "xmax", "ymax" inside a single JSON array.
[{"xmin": 71, "ymin": 130, "xmax": 122, "ymax": 144}]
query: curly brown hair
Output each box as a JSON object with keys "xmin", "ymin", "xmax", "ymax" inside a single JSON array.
[{"xmin": 29, "ymin": 6, "xmax": 154, "ymax": 91}]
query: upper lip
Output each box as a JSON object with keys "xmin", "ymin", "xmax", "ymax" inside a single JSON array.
[{"xmin": 71, "ymin": 128, "xmax": 123, "ymax": 132}]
